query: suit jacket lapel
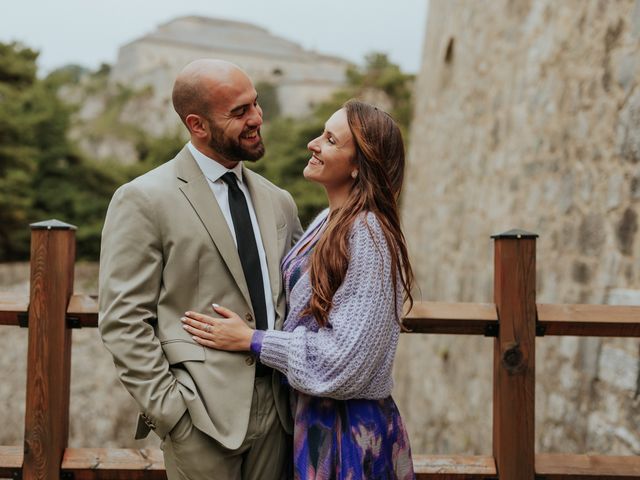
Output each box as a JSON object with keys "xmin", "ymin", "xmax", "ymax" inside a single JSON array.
[
  {"xmin": 175, "ymin": 147, "xmax": 252, "ymax": 307},
  {"xmin": 243, "ymin": 167, "xmax": 280, "ymax": 305}
]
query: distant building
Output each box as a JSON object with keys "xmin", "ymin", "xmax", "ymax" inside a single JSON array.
[{"xmin": 110, "ymin": 16, "xmax": 350, "ymax": 120}]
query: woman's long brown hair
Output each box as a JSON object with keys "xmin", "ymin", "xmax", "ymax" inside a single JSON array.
[{"xmin": 304, "ymin": 100, "xmax": 414, "ymax": 327}]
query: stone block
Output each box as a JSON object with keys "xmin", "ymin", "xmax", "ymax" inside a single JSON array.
[{"xmin": 598, "ymin": 344, "xmax": 638, "ymax": 391}]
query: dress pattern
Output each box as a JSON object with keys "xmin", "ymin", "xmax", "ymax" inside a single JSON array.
[{"xmin": 280, "ymin": 211, "xmax": 415, "ymax": 480}]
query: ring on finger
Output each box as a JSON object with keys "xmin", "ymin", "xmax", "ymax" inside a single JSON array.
[{"xmin": 205, "ymin": 324, "xmax": 212, "ymax": 333}]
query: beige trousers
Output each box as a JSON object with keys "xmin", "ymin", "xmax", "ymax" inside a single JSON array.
[{"xmin": 162, "ymin": 377, "xmax": 289, "ymax": 480}]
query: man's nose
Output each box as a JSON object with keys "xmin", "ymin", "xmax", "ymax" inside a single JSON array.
[{"xmin": 247, "ymin": 105, "xmax": 263, "ymax": 126}]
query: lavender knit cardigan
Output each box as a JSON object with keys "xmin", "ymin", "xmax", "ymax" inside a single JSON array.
[{"xmin": 258, "ymin": 210, "xmax": 403, "ymax": 400}]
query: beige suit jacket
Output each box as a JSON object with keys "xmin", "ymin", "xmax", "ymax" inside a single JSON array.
[{"xmin": 98, "ymin": 146, "xmax": 303, "ymax": 449}]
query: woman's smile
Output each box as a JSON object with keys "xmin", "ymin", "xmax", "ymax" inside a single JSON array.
[{"xmin": 308, "ymin": 154, "xmax": 324, "ymax": 166}]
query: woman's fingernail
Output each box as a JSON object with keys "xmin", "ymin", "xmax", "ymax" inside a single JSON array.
[
  {"xmin": 180, "ymin": 317, "xmax": 186, "ymax": 322},
  {"xmin": 212, "ymin": 303, "xmax": 220, "ymax": 308}
]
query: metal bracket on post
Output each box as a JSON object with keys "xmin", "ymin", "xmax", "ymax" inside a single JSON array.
[
  {"xmin": 484, "ymin": 322, "xmax": 499, "ymax": 337},
  {"xmin": 61, "ymin": 472, "xmax": 74, "ymax": 480},
  {"xmin": 18, "ymin": 312, "xmax": 80, "ymax": 329},
  {"xmin": 18, "ymin": 311, "xmax": 28, "ymax": 328},
  {"xmin": 12, "ymin": 470, "xmax": 22, "ymax": 480},
  {"xmin": 536, "ymin": 322, "xmax": 546, "ymax": 336},
  {"xmin": 66, "ymin": 315, "xmax": 81, "ymax": 329}
]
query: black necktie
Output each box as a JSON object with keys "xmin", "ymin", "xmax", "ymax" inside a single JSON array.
[{"xmin": 221, "ymin": 172, "xmax": 268, "ymax": 332}]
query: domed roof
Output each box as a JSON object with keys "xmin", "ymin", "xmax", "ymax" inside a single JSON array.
[{"xmin": 130, "ymin": 16, "xmax": 341, "ymax": 62}]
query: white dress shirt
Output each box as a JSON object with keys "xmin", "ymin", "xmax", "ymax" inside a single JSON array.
[{"xmin": 187, "ymin": 142, "xmax": 275, "ymax": 330}]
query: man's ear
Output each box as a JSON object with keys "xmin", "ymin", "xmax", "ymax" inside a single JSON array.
[{"xmin": 186, "ymin": 114, "xmax": 208, "ymax": 139}]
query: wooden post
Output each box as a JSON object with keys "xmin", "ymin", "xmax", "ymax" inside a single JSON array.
[
  {"xmin": 23, "ymin": 220, "xmax": 76, "ymax": 480},
  {"xmin": 491, "ymin": 229, "xmax": 537, "ymax": 479}
]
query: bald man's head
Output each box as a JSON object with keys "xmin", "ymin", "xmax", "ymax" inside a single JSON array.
[
  {"xmin": 172, "ymin": 59, "xmax": 245, "ymax": 125},
  {"xmin": 171, "ymin": 59, "xmax": 265, "ymax": 165}
]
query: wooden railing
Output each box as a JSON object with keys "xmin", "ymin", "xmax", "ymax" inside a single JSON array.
[{"xmin": 0, "ymin": 220, "xmax": 639, "ymax": 479}]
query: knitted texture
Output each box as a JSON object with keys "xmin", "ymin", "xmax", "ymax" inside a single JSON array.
[{"xmin": 259, "ymin": 211, "xmax": 403, "ymax": 400}]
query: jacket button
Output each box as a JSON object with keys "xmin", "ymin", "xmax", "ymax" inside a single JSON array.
[
  {"xmin": 245, "ymin": 313, "xmax": 254, "ymax": 322},
  {"xmin": 245, "ymin": 356, "xmax": 255, "ymax": 366}
]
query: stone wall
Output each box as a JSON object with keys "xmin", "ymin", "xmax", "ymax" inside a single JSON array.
[{"xmin": 395, "ymin": 0, "xmax": 640, "ymax": 455}]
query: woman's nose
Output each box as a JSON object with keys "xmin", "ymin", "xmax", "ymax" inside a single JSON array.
[{"xmin": 307, "ymin": 137, "xmax": 320, "ymax": 152}]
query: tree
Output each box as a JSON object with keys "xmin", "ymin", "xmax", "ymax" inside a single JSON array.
[
  {"xmin": 255, "ymin": 81, "xmax": 281, "ymax": 121},
  {"xmin": 0, "ymin": 42, "xmax": 128, "ymax": 260},
  {"xmin": 0, "ymin": 42, "xmax": 50, "ymax": 258}
]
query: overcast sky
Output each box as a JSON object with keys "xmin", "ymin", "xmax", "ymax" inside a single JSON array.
[{"xmin": 0, "ymin": 0, "xmax": 429, "ymax": 74}]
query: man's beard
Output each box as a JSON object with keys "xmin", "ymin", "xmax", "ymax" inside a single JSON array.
[{"xmin": 208, "ymin": 122, "xmax": 265, "ymax": 163}]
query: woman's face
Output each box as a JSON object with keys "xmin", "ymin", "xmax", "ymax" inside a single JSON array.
[{"xmin": 304, "ymin": 108, "xmax": 356, "ymax": 190}]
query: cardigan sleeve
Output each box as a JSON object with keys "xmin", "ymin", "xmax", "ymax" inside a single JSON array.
[
  {"xmin": 258, "ymin": 212, "xmax": 400, "ymax": 399},
  {"xmin": 250, "ymin": 330, "xmax": 265, "ymax": 355}
]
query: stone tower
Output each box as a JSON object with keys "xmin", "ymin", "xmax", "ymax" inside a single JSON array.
[{"xmin": 396, "ymin": 0, "xmax": 640, "ymax": 455}]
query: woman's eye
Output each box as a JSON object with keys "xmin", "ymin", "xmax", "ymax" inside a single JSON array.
[{"xmin": 327, "ymin": 136, "xmax": 336, "ymax": 145}]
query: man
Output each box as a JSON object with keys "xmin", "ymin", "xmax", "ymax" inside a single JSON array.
[{"xmin": 99, "ymin": 59, "xmax": 303, "ymax": 479}]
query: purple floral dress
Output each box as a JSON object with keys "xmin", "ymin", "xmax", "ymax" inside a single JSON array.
[{"xmin": 279, "ymin": 215, "xmax": 415, "ymax": 480}]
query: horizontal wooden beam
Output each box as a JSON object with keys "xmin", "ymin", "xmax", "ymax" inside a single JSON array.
[
  {"xmin": 67, "ymin": 293, "xmax": 99, "ymax": 327},
  {"xmin": 536, "ymin": 453, "xmax": 640, "ymax": 479},
  {"xmin": 0, "ymin": 293, "xmax": 99, "ymax": 327},
  {"xmin": 538, "ymin": 304, "xmax": 640, "ymax": 337},
  {"xmin": 414, "ymin": 454, "xmax": 497, "ymax": 478},
  {"xmin": 403, "ymin": 302, "xmax": 498, "ymax": 335},
  {"xmin": 405, "ymin": 302, "xmax": 640, "ymax": 337},
  {"xmin": 0, "ymin": 292, "xmax": 28, "ymax": 326},
  {"xmin": 1, "ymin": 296, "xmax": 638, "ymax": 337},
  {"xmin": 4, "ymin": 447, "xmax": 640, "ymax": 479},
  {"xmin": 0, "ymin": 445, "xmax": 22, "ymax": 477},
  {"xmin": 61, "ymin": 448, "xmax": 166, "ymax": 479}
]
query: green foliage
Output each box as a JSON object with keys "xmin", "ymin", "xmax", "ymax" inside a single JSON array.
[
  {"xmin": 0, "ymin": 42, "xmax": 129, "ymax": 260},
  {"xmin": 129, "ymin": 129, "xmax": 186, "ymax": 176},
  {"xmin": 0, "ymin": 42, "xmax": 37, "ymax": 86},
  {"xmin": 345, "ymin": 53, "xmax": 414, "ymax": 134},
  {"xmin": 46, "ymin": 64, "xmax": 90, "ymax": 87},
  {"xmin": 255, "ymin": 81, "xmax": 280, "ymax": 121},
  {"xmin": 0, "ymin": 42, "xmax": 414, "ymax": 258}
]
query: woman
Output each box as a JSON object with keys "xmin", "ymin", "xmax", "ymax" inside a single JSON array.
[{"xmin": 182, "ymin": 100, "xmax": 415, "ymax": 479}]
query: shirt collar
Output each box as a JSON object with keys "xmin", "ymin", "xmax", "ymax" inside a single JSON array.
[{"xmin": 187, "ymin": 142, "xmax": 244, "ymax": 184}]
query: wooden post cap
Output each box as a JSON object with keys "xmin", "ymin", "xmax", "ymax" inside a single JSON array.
[
  {"xmin": 30, "ymin": 219, "xmax": 77, "ymax": 230},
  {"xmin": 491, "ymin": 229, "xmax": 538, "ymax": 239}
]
